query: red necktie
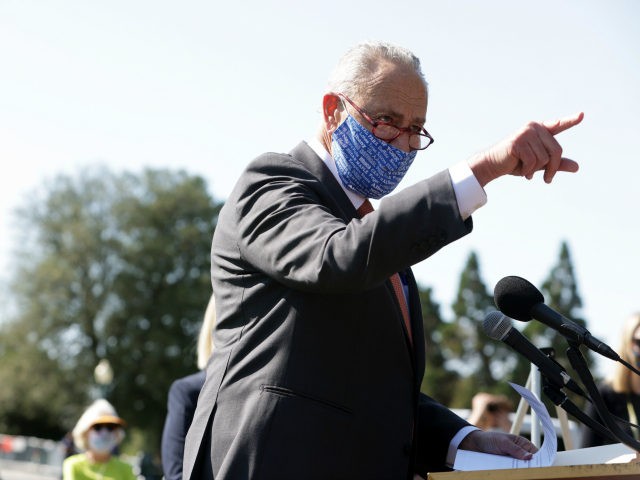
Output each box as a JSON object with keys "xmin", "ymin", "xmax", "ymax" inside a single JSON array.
[{"xmin": 356, "ymin": 200, "xmax": 413, "ymax": 346}]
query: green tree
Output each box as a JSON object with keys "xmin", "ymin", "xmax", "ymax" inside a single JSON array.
[
  {"xmin": 522, "ymin": 240, "xmax": 592, "ymax": 406},
  {"xmin": 0, "ymin": 166, "xmax": 221, "ymax": 452},
  {"xmin": 446, "ymin": 252, "xmax": 523, "ymax": 407},
  {"xmin": 0, "ymin": 318, "xmax": 82, "ymax": 438},
  {"xmin": 419, "ymin": 285, "xmax": 460, "ymax": 406}
]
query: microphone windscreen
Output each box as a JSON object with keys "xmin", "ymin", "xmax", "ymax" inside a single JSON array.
[
  {"xmin": 483, "ymin": 311, "xmax": 512, "ymax": 340},
  {"xmin": 494, "ymin": 276, "xmax": 544, "ymax": 321}
]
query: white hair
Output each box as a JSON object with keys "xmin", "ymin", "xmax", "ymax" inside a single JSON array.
[
  {"xmin": 326, "ymin": 41, "xmax": 428, "ymax": 100},
  {"xmin": 197, "ymin": 294, "xmax": 216, "ymax": 370}
]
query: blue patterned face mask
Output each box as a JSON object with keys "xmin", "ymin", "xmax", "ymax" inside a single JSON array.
[{"xmin": 332, "ymin": 114, "xmax": 417, "ymax": 199}]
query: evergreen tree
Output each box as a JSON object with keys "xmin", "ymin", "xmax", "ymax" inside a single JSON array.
[
  {"xmin": 446, "ymin": 252, "xmax": 523, "ymax": 408},
  {"xmin": 522, "ymin": 240, "xmax": 592, "ymax": 407}
]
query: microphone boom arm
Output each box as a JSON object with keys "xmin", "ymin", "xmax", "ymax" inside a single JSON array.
[
  {"xmin": 565, "ymin": 343, "xmax": 640, "ymax": 451},
  {"xmin": 540, "ymin": 375, "xmax": 618, "ymax": 444}
]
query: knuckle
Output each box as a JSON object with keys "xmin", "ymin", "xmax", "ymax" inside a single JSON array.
[
  {"xmin": 523, "ymin": 121, "xmax": 539, "ymax": 134},
  {"xmin": 550, "ymin": 144, "xmax": 563, "ymax": 157}
]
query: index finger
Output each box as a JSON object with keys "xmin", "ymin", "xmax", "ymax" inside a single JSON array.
[{"xmin": 543, "ymin": 111, "xmax": 584, "ymax": 136}]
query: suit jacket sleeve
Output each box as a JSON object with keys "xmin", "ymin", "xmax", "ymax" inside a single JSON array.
[
  {"xmin": 230, "ymin": 152, "xmax": 472, "ymax": 294},
  {"xmin": 414, "ymin": 393, "xmax": 472, "ymax": 473}
]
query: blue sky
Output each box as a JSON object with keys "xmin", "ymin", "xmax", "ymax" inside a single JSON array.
[{"xmin": 1, "ymin": 0, "xmax": 639, "ymax": 380}]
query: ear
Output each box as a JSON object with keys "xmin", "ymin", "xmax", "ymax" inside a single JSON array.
[{"xmin": 322, "ymin": 93, "xmax": 345, "ymax": 134}]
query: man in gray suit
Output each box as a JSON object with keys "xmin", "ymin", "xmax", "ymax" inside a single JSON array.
[{"xmin": 183, "ymin": 41, "xmax": 583, "ymax": 479}]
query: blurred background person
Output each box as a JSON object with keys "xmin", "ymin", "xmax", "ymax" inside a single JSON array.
[
  {"xmin": 161, "ymin": 294, "xmax": 216, "ymax": 480},
  {"xmin": 580, "ymin": 312, "xmax": 640, "ymax": 447},
  {"xmin": 63, "ymin": 398, "xmax": 135, "ymax": 480},
  {"xmin": 467, "ymin": 392, "xmax": 514, "ymax": 432}
]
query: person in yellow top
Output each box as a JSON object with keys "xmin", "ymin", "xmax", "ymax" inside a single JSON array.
[{"xmin": 63, "ymin": 398, "xmax": 136, "ymax": 480}]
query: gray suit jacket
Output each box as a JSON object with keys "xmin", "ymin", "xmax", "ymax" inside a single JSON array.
[{"xmin": 183, "ymin": 142, "xmax": 473, "ymax": 479}]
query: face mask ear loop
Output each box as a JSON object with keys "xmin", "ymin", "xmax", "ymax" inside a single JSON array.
[{"xmin": 337, "ymin": 98, "xmax": 350, "ymax": 127}]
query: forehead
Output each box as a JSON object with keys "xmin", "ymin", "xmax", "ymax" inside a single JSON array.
[{"xmin": 356, "ymin": 60, "xmax": 428, "ymax": 122}]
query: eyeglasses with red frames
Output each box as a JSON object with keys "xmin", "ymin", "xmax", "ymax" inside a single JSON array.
[{"xmin": 336, "ymin": 93, "xmax": 434, "ymax": 151}]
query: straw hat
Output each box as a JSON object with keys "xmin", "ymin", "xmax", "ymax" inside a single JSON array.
[{"xmin": 71, "ymin": 399, "xmax": 126, "ymax": 451}]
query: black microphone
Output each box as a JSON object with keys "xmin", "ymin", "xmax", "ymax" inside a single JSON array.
[
  {"xmin": 483, "ymin": 311, "xmax": 586, "ymax": 397},
  {"xmin": 494, "ymin": 276, "xmax": 620, "ymax": 362}
]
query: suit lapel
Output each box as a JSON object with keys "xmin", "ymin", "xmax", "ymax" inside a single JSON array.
[
  {"xmin": 291, "ymin": 141, "xmax": 422, "ymax": 374},
  {"xmin": 290, "ymin": 142, "xmax": 358, "ymax": 222}
]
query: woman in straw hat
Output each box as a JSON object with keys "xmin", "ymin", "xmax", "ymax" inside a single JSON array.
[{"xmin": 62, "ymin": 398, "xmax": 136, "ymax": 480}]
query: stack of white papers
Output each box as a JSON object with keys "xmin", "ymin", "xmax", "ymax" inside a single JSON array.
[
  {"xmin": 553, "ymin": 443, "xmax": 637, "ymax": 466},
  {"xmin": 453, "ymin": 383, "xmax": 637, "ymax": 471}
]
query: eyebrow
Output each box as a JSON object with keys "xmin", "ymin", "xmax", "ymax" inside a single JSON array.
[{"xmin": 368, "ymin": 105, "xmax": 425, "ymax": 126}]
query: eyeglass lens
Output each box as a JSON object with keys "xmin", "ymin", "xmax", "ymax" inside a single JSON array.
[{"xmin": 373, "ymin": 124, "xmax": 431, "ymax": 149}]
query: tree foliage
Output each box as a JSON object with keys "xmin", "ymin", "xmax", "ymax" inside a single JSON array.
[
  {"xmin": 446, "ymin": 252, "xmax": 526, "ymax": 406},
  {"xmin": 0, "ymin": 166, "xmax": 221, "ymax": 451},
  {"xmin": 425, "ymin": 241, "xmax": 591, "ymax": 413},
  {"xmin": 419, "ymin": 286, "xmax": 460, "ymax": 406},
  {"xmin": 522, "ymin": 240, "xmax": 593, "ymax": 407}
]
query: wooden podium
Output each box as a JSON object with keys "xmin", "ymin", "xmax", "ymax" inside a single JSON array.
[{"xmin": 427, "ymin": 462, "xmax": 640, "ymax": 480}]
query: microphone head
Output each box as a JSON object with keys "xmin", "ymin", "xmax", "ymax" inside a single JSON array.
[
  {"xmin": 483, "ymin": 311, "xmax": 513, "ymax": 341},
  {"xmin": 494, "ymin": 276, "xmax": 544, "ymax": 322}
]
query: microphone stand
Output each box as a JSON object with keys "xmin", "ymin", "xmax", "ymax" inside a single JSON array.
[
  {"xmin": 511, "ymin": 364, "xmax": 542, "ymax": 446},
  {"xmin": 618, "ymin": 357, "xmax": 640, "ymax": 378},
  {"xmin": 565, "ymin": 342, "xmax": 640, "ymax": 452},
  {"xmin": 541, "ymin": 376, "xmax": 618, "ymax": 445},
  {"xmin": 537, "ymin": 347, "xmax": 616, "ymax": 447}
]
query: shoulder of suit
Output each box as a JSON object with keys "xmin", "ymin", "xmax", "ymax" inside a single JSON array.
[
  {"xmin": 170, "ymin": 371, "xmax": 206, "ymax": 393},
  {"xmin": 243, "ymin": 144, "xmax": 319, "ymax": 180}
]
